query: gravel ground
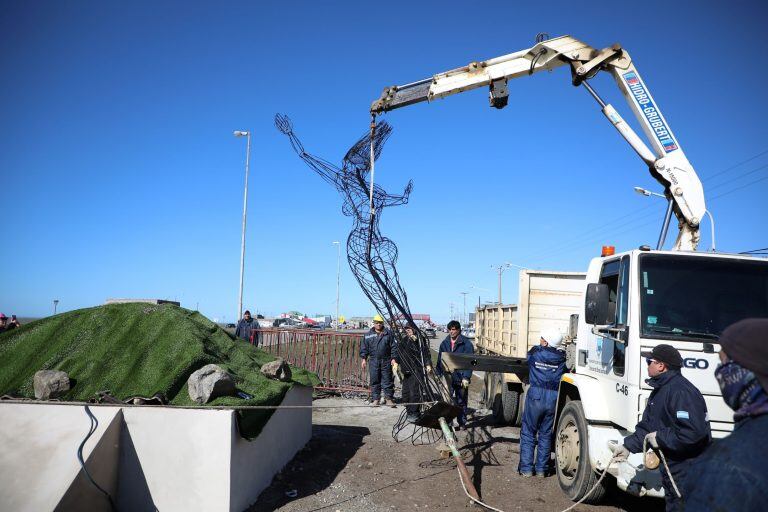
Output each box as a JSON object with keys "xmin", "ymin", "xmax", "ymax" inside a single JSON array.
[{"xmin": 251, "ymin": 379, "xmax": 664, "ymax": 512}]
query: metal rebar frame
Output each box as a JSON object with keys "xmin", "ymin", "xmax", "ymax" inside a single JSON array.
[{"xmin": 275, "ymin": 115, "xmax": 452, "ymax": 440}]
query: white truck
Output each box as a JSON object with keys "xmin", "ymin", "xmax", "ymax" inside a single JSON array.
[{"xmin": 370, "ymin": 35, "xmax": 768, "ymax": 502}]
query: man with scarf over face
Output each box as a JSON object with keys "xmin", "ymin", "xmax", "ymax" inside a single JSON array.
[
  {"xmin": 609, "ymin": 344, "xmax": 711, "ymax": 511},
  {"xmin": 681, "ymin": 318, "xmax": 768, "ymax": 511}
]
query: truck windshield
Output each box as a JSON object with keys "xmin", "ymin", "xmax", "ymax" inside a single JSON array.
[{"xmin": 639, "ymin": 254, "xmax": 768, "ymax": 341}]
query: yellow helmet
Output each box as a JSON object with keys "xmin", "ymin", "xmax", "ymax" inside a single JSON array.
[{"xmin": 373, "ymin": 314, "xmax": 385, "ymax": 323}]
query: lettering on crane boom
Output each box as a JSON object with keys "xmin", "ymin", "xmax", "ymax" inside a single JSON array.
[{"xmin": 623, "ymin": 71, "xmax": 679, "ymax": 153}]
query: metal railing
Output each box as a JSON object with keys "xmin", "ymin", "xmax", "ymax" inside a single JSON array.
[{"xmin": 255, "ymin": 329, "xmax": 369, "ymax": 392}]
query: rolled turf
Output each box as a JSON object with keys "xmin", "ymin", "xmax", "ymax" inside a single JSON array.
[{"xmin": 0, "ymin": 302, "xmax": 319, "ymax": 439}]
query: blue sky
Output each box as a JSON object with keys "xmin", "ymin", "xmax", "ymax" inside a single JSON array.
[{"xmin": 2, "ymin": 1, "xmax": 766, "ymax": 322}]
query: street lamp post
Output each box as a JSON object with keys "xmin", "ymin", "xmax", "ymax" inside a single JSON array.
[
  {"xmin": 234, "ymin": 130, "xmax": 251, "ymax": 322},
  {"xmin": 634, "ymin": 186, "xmax": 716, "ymax": 251},
  {"xmin": 333, "ymin": 241, "xmax": 341, "ymax": 329},
  {"xmin": 53, "ymin": 299, "xmax": 59, "ymax": 315}
]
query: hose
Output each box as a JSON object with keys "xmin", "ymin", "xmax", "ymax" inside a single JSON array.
[
  {"xmin": 558, "ymin": 455, "xmax": 621, "ymax": 512},
  {"xmin": 77, "ymin": 406, "xmax": 116, "ymax": 511}
]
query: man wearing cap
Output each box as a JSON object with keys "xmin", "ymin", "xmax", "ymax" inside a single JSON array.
[
  {"xmin": 609, "ymin": 344, "xmax": 711, "ymax": 511},
  {"xmin": 518, "ymin": 329, "xmax": 567, "ymax": 477},
  {"xmin": 235, "ymin": 310, "xmax": 258, "ymax": 345},
  {"xmin": 361, "ymin": 314, "xmax": 398, "ymax": 407},
  {"xmin": 436, "ymin": 320, "xmax": 474, "ymax": 430},
  {"xmin": 0, "ymin": 314, "xmax": 8, "ymax": 334},
  {"xmin": 682, "ymin": 318, "xmax": 768, "ymax": 511}
]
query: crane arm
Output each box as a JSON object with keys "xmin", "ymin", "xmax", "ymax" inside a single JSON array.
[{"xmin": 370, "ymin": 35, "xmax": 705, "ymax": 251}]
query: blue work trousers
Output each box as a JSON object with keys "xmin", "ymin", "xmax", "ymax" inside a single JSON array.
[
  {"xmin": 519, "ymin": 387, "xmax": 558, "ymax": 475},
  {"xmin": 368, "ymin": 358, "xmax": 394, "ymax": 400},
  {"xmin": 450, "ymin": 380, "xmax": 468, "ymax": 426}
]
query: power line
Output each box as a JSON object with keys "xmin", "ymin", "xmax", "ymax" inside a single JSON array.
[
  {"xmin": 700, "ymin": 148, "xmax": 768, "ymax": 182},
  {"xmin": 518, "ymin": 148, "xmax": 768, "ymax": 264},
  {"xmin": 709, "ymin": 174, "xmax": 768, "ymax": 202},
  {"xmin": 705, "ymin": 162, "xmax": 768, "ymax": 192}
]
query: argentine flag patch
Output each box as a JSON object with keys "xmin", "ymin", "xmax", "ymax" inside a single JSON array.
[{"xmin": 676, "ymin": 410, "xmax": 690, "ymax": 420}]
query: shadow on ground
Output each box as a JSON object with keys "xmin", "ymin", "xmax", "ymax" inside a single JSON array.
[{"xmin": 250, "ymin": 424, "xmax": 370, "ymax": 511}]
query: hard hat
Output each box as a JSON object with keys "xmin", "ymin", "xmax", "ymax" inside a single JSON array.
[
  {"xmin": 540, "ymin": 329, "xmax": 563, "ymax": 348},
  {"xmin": 373, "ymin": 314, "xmax": 384, "ymax": 323}
]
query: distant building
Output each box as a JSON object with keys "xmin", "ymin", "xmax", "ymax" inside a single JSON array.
[{"xmin": 105, "ymin": 299, "xmax": 180, "ymax": 307}]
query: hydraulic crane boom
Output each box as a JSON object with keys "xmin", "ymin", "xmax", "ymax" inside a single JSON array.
[{"xmin": 370, "ymin": 35, "xmax": 705, "ymax": 251}]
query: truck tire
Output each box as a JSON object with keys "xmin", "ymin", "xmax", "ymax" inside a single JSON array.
[
  {"xmin": 512, "ymin": 385, "xmax": 525, "ymax": 427},
  {"xmin": 487, "ymin": 373, "xmax": 505, "ymax": 423},
  {"xmin": 555, "ymin": 400, "xmax": 609, "ymax": 504}
]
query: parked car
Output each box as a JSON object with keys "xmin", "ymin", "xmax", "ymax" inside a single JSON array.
[{"xmin": 424, "ymin": 327, "xmax": 437, "ymax": 339}]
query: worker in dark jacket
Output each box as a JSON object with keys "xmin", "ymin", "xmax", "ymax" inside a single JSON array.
[
  {"xmin": 436, "ymin": 320, "xmax": 474, "ymax": 429},
  {"xmin": 682, "ymin": 318, "xmax": 768, "ymax": 511},
  {"xmin": 611, "ymin": 344, "xmax": 711, "ymax": 512},
  {"xmin": 235, "ymin": 310, "xmax": 259, "ymax": 345},
  {"xmin": 518, "ymin": 329, "xmax": 567, "ymax": 477},
  {"xmin": 400, "ymin": 325, "xmax": 433, "ymax": 421},
  {"xmin": 361, "ymin": 314, "xmax": 398, "ymax": 407}
]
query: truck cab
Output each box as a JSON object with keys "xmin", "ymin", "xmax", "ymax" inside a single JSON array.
[{"xmin": 555, "ymin": 248, "xmax": 768, "ymax": 501}]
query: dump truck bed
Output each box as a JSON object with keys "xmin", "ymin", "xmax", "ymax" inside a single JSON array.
[{"xmin": 475, "ymin": 270, "xmax": 586, "ymax": 358}]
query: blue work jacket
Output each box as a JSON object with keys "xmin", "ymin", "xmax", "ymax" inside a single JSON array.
[
  {"xmin": 436, "ymin": 334, "xmax": 474, "ymax": 382},
  {"xmin": 527, "ymin": 345, "xmax": 566, "ymax": 397},
  {"xmin": 623, "ymin": 369, "xmax": 711, "ymax": 465},
  {"xmin": 681, "ymin": 413, "xmax": 768, "ymax": 510},
  {"xmin": 360, "ymin": 328, "xmax": 398, "ymax": 361}
]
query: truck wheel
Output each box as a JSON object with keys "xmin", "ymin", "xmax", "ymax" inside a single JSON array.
[
  {"xmin": 555, "ymin": 400, "xmax": 609, "ymax": 504},
  {"xmin": 487, "ymin": 373, "xmax": 505, "ymax": 423},
  {"xmin": 499, "ymin": 379, "xmax": 520, "ymax": 424}
]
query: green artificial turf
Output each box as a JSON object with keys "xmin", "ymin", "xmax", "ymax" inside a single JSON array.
[{"xmin": 0, "ymin": 303, "xmax": 319, "ymax": 439}]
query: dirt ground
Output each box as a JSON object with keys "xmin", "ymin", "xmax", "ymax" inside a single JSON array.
[{"xmin": 251, "ymin": 384, "xmax": 664, "ymax": 512}]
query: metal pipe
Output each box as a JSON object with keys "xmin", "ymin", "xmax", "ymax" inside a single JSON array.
[
  {"xmin": 438, "ymin": 417, "xmax": 479, "ymax": 501},
  {"xmin": 657, "ymin": 200, "xmax": 674, "ymax": 249},
  {"xmin": 581, "ymin": 80, "xmax": 607, "ymax": 108},
  {"xmin": 705, "ymin": 210, "xmax": 716, "ymax": 252}
]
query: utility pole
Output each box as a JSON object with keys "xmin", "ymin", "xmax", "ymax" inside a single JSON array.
[
  {"xmin": 460, "ymin": 292, "xmax": 468, "ymax": 326},
  {"xmin": 491, "ymin": 262, "xmax": 527, "ymax": 304}
]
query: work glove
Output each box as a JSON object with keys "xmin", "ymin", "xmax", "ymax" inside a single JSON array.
[
  {"xmin": 645, "ymin": 431, "xmax": 659, "ymax": 449},
  {"xmin": 461, "ymin": 378, "xmax": 470, "ymax": 389},
  {"xmin": 608, "ymin": 441, "xmax": 630, "ymax": 462},
  {"xmin": 425, "ymin": 365, "xmax": 433, "ymax": 374}
]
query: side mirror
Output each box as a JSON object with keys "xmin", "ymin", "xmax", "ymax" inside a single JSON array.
[{"xmin": 585, "ymin": 283, "xmax": 611, "ymax": 325}]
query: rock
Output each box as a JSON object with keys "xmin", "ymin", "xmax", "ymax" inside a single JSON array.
[
  {"xmin": 187, "ymin": 364, "xmax": 237, "ymax": 404},
  {"xmin": 34, "ymin": 370, "xmax": 70, "ymax": 399},
  {"xmin": 260, "ymin": 358, "xmax": 292, "ymax": 381}
]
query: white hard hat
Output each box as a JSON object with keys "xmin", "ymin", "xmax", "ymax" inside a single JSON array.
[{"xmin": 540, "ymin": 329, "xmax": 563, "ymax": 348}]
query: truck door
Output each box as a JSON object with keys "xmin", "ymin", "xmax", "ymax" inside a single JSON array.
[{"xmin": 590, "ymin": 255, "xmax": 634, "ymax": 428}]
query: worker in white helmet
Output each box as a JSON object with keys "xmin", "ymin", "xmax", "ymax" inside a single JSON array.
[{"xmin": 518, "ymin": 329, "xmax": 566, "ymax": 477}]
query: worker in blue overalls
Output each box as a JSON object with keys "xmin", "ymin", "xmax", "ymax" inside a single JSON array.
[{"xmin": 518, "ymin": 329, "xmax": 566, "ymax": 477}]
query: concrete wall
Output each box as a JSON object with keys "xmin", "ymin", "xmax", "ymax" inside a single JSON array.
[
  {"xmin": 230, "ymin": 385, "xmax": 312, "ymax": 511},
  {"xmin": 0, "ymin": 385, "xmax": 312, "ymax": 512}
]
